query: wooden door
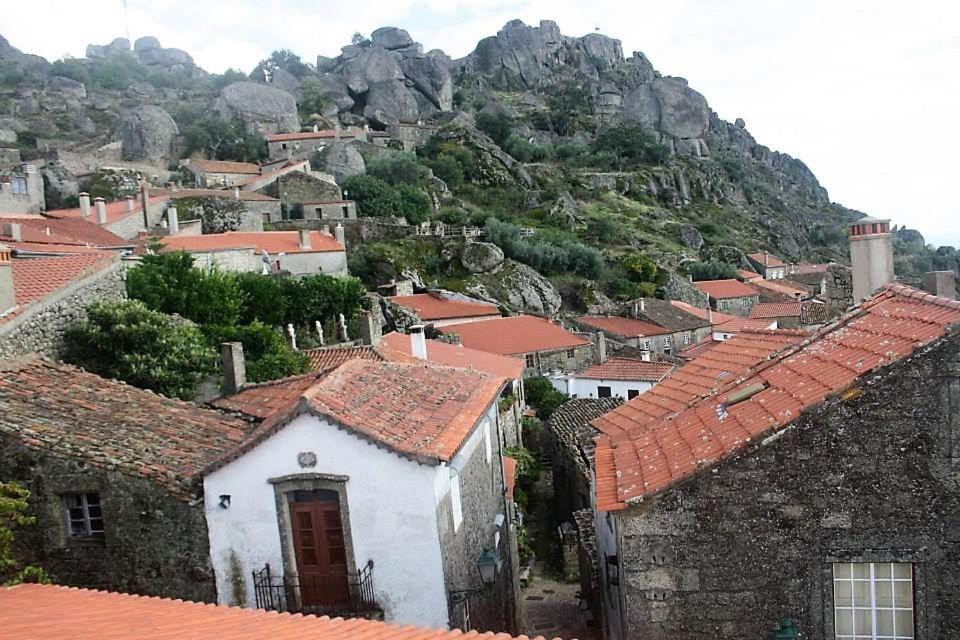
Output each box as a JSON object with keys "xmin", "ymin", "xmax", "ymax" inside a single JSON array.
[{"xmin": 289, "ymin": 490, "xmax": 349, "ymax": 608}]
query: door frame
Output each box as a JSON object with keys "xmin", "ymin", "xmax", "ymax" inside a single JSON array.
[{"xmin": 269, "ymin": 473, "xmax": 358, "ymax": 595}]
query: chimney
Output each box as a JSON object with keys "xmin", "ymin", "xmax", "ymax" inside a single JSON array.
[
  {"xmin": 595, "ymin": 331, "xmax": 607, "ymax": 364},
  {"xmin": 79, "ymin": 192, "xmax": 91, "ymax": 218},
  {"xmin": 1, "ymin": 223, "xmax": 22, "ymax": 242},
  {"xmin": 234, "ymin": 187, "xmax": 240, "ymax": 200},
  {"xmin": 220, "ymin": 342, "xmax": 247, "ymax": 394},
  {"xmin": 631, "ymin": 300, "xmax": 639, "ymax": 319},
  {"xmin": 167, "ymin": 206, "xmax": 179, "ymax": 235},
  {"xmin": 849, "ymin": 217, "xmax": 894, "ymax": 301},
  {"xmin": 640, "ymin": 298, "xmax": 646, "ymax": 313},
  {"xmin": 764, "ymin": 252, "xmax": 769, "ymax": 267},
  {"xmin": 359, "ymin": 310, "xmax": 382, "ymax": 346},
  {"xmin": 410, "ymin": 324, "xmax": 428, "ymax": 360},
  {"xmin": 922, "ymin": 271, "xmax": 956, "ymax": 301},
  {"xmin": 313, "ymin": 123, "xmax": 319, "ymax": 133},
  {"xmin": 321, "ymin": 223, "xmax": 331, "ymax": 235},
  {"xmin": 124, "ymin": 196, "xmax": 135, "ymax": 214},
  {"xmin": 298, "ymin": 228, "xmax": 311, "ymax": 249},
  {"xmin": 0, "ymin": 244, "xmax": 15, "ymax": 314},
  {"xmin": 94, "ymin": 197, "xmax": 107, "ymax": 224},
  {"xmin": 334, "ymin": 224, "xmax": 345, "ymax": 246},
  {"xmin": 707, "ymin": 307, "xmax": 713, "ymax": 325}
]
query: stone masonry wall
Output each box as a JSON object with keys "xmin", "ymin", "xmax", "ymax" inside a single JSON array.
[
  {"xmin": 2, "ymin": 439, "xmax": 216, "ymax": 602},
  {"xmin": 614, "ymin": 336, "xmax": 960, "ymax": 639},
  {"xmin": 529, "ymin": 343, "xmax": 594, "ymax": 376},
  {"xmin": 825, "ymin": 264, "xmax": 854, "ymax": 314},
  {"xmin": 0, "ymin": 260, "xmax": 124, "ymax": 359}
]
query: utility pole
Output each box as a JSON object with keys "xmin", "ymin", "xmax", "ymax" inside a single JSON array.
[{"xmin": 122, "ymin": 0, "xmax": 131, "ymax": 45}]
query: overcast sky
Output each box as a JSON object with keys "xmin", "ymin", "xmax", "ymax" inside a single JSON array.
[{"xmin": 6, "ymin": 0, "xmax": 959, "ymax": 246}]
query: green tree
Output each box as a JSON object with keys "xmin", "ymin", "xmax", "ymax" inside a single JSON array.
[
  {"xmin": 263, "ymin": 49, "xmax": 310, "ymax": 78},
  {"xmin": 298, "ymin": 77, "xmax": 328, "ymax": 123},
  {"xmin": 182, "ymin": 117, "xmax": 266, "ymax": 163},
  {"xmin": 203, "ymin": 321, "xmax": 307, "ymax": 383},
  {"xmin": 0, "ymin": 482, "xmax": 48, "ymax": 585},
  {"xmin": 523, "ymin": 376, "xmax": 567, "ymax": 419},
  {"xmin": 281, "ymin": 275, "xmax": 366, "ymax": 327},
  {"xmin": 395, "ymin": 184, "xmax": 431, "ymax": 224},
  {"xmin": 475, "ymin": 112, "xmax": 512, "ymax": 147},
  {"xmin": 234, "ymin": 272, "xmax": 288, "ymax": 326},
  {"xmin": 687, "ymin": 260, "xmax": 738, "ymax": 281},
  {"xmin": 64, "ymin": 300, "xmax": 217, "ymax": 399},
  {"xmin": 341, "ymin": 175, "xmax": 402, "ymax": 216},
  {"xmin": 591, "ymin": 125, "xmax": 670, "ymax": 169},
  {"xmin": 423, "ymin": 155, "xmax": 464, "ymax": 190},
  {"xmin": 366, "ymin": 154, "xmax": 430, "ymax": 187}
]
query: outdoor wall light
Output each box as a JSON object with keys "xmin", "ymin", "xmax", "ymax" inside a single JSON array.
[
  {"xmin": 450, "ymin": 547, "xmax": 500, "ymax": 603},
  {"xmin": 218, "ymin": 494, "xmax": 231, "ymax": 509}
]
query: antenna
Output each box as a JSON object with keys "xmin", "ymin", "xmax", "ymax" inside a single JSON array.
[{"xmin": 122, "ymin": 0, "xmax": 131, "ymax": 45}]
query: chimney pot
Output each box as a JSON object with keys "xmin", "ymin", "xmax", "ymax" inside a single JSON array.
[
  {"xmin": 410, "ymin": 324, "xmax": 428, "ymax": 360},
  {"xmin": 849, "ymin": 217, "xmax": 894, "ymax": 301},
  {"xmin": 359, "ymin": 309, "xmax": 382, "ymax": 346},
  {"xmin": 94, "ymin": 197, "xmax": 107, "ymax": 224},
  {"xmin": 234, "ymin": 187, "xmax": 240, "ymax": 200},
  {"xmin": 2, "ymin": 222, "xmax": 22, "ymax": 242},
  {"xmin": 0, "ymin": 244, "xmax": 15, "ymax": 313},
  {"xmin": 922, "ymin": 271, "xmax": 956, "ymax": 301},
  {"xmin": 334, "ymin": 224, "xmax": 345, "ymax": 246},
  {"xmin": 79, "ymin": 192, "xmax": 91, "ymax": 218},
  {"xmin": 221, "ymin": 342, "xmax": 247, "ymax": 394},
  {"xmin": 298, "ymin": 228, "xmax": 311, "ymax": 249},
  {"xmin": 124, "ymin": 196, "xmax": 135, "ymax": 213},
  {"xmin": 167, "ymin": 207, "xmax": 179, "ymax": 235}
]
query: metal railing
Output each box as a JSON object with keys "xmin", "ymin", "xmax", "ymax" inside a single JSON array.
[{"xmin": 252, "ymin": 560, "xmax": 377, "ymax": 617}]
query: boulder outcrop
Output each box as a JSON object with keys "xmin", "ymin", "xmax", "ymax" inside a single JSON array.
[
  {"xmin": 216, "ymin": 81, "xmax": 299, "ymax": 135},
  {"xmin": 118, "ymin": 105, "xmax": 178, "ymax": 162}
]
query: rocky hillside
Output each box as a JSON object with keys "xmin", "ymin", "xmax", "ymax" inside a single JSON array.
[{"xmin": 1, "ymin": 23, "xmax": 954, "ymax": 308}]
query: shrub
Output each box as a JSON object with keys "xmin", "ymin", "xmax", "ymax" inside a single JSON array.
[
  {"xmin": 483, "ymin": 218, "xmax": 604, "ymax": 278},
  {"xmin": 341, "ymin": 175, "xmax": 401, "ymax": 216},
  {"xmin": 591, "ymin": 125, "xmax": 671, "ymax": 169},
  {"xmin": 423, "ymin": 155, "xmax": 464, "ymax": 190},
  {"xmin": 203, "ymin": 321, "xmax": 307, "ymax": 383},
  {"xmin": 298, "ymin": 77, "xmax": 328, "ymax": 122},
  {"xmin": 395, "ymin": 184, "xmax": 431, "ymax": 224},
  {"xmin": 0, "ymin": 482, "xmax": 48, "ymax": 586},
  {"xmin": 182, "ymin": 117, "xmax": 266, "ymax": 163},
  {"xmin": 687, "ymin": 260, "xmax": 738, "ymax": 281},
  {"xmin": 504, "ymin": 135, "xmax": 552, "ymax": 162},
  {"xmin": 523, "ymin": 376, "xmax": 567, "ymax": 419},
  {"xmin": 366, "ymin": 154, "xmax": 429, "ymax": 187},
  {"xmin": 475, "ymin": 111, "xmax": 513, "ymax": 147},
  {"xmin": 176, "ymin": 197, "xmax": 246, "ymax": 234}
]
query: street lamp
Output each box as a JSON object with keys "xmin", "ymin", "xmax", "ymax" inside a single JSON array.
[
  {"xmin": 449, "ymin": 547, "xmax": 500, "ymax": 603},
  {"xmin": 770, "ymin": 619, "xmax": 802, "ymax": 640}
]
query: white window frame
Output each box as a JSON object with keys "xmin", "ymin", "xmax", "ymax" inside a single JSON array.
[
  {"xmin": 64, "ymin": 492, "xmax": 104, "ymax": 538},
  {"xmin": 11, "ymin": 176, "xmax": 28, "ymax": 195},
  {"xmin": 641, "ymin": 339, "xmax": 651, "ymax": 350},
  {"xmin": 833, "ymin": 562, "xmax": 914, "ymax": 640},
  {"xmin": 449, "ymin": 469, "xmax": 463, "ymax": 531}
]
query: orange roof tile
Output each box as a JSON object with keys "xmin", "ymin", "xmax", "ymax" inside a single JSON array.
[
  {"xmin": 749, "ymin": 278, "xmax": 808, "ymax": 300},
  {"xmin": 749, "ymin": 302, "xmax": 803, "ymax": 319},
  {"xmin": 578, "ymin": 358, "xmax": 674, "ymax": 382},
  {"xmin": 577, "ymin": 316, "xmax": 671, "ymax": 338},
  {"xmin": 747, "ymin": 252, "xmax": 786, "ymax": 267},
  {"xmin": 382, "ymin": 332, "xmax": 525, "ymax": 380},
  {"xmin": 304, "ymin": 344, "xmax": 398, "ymax": 372},
  {"xmin": 715, "ymin": 317, "xmax": 778, "ymax": 333},
  {"xmin": 0, "ymin": 584, "xmax": 551, "ymax": 640},
  {"xmin": 388, "ymin": 293, "xmax": 500, "ymax": 321},
  {"xmin": 0, "ymin": 214, "xmax": 126, "ymax": 247},
  {"xmin": 160, "ymin": 230, "xmax": 344, "ymax": 254},
  {"xmin": 669, "ymin": 300, "xmax": 737, "ymax": 325},
  {"xmin": 694, "ymin": 279, "xmax": 760, "ymax": 299},
  {"xmin": 441, "ymin": 315, "xmax": 590, "ymax": 356},
  {"xmin": 211, "ymin": 372, "xmax": 327, "ymax": 420},
  {"xmin": 737, "ymin": 269, "xmax": 762, "ymax": 281},
  {"xmin": 187, "ymin": 159, "xmax": 260, "ymax": 174},
  {"xmin": 48, "ymin": 195, "xmax": 169, "ymax": 225},
  {"xmin": 594, "ymin": 284, "xmax": 960, "ymax": 511},
  {"xmin": 4, "ymin": 253, "xmax": 118, "ymax": 324},
  {"xmin": 677, "ymin": 338, "xmax": 722, "ymax": 361}
]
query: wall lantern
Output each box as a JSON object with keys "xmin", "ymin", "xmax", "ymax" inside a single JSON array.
[
  {"xmin": 770, "ymin": 619, "xmax": 802, "ymax": 640},
  {"xmin": 218, "ymin": 494, "xmax": 231, "ymax": 509},
  {"xmin": 449, "ymin": 547, "xmax": 499, "ymax": 603}
]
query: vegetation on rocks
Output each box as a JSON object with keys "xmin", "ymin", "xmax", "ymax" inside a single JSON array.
[{"xmin": 0, "ymin": 482, "xmax": 48, "ymax": 585}]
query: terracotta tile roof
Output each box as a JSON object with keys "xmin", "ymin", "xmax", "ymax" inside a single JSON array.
[
  {"xmin": 669, "ymin": 300, "xmax": 737, "ymax": 325},
  {"xmin": 303, "ymin": 344, "xmax": 394, "ymax": 372},
  {"xmin": 594, "ymin": 284, "xmax": 960, "ymax": 511},
  {"xmin": 549, "ymin": 398, "xmax": 623, "ymax": 481},
  {"xmin": 0, "ymin": 358, "xmax": 250, "ymax": 499},
  {"xmin": 152, "ymin": 188, "xmax": 279, "ymax": 202},
  {"xmin": 503, "ymin": 455, "xmax": 517, "ymax": 500},
  {"xmin": 160, "ymin": 230, "xmax": 344, "ymax": 254},
  {"xmin": 265, "ymin": 127, "xmax": 362, "ymax": 142},
  {"xmin": 382, "ymin": 332, "xmax": 525, "ymax": 380},
  {"xmin": 792, "ymin": 262, "xmax": 830, "ymax": 274},
  {"xmin": 747, "ymin": 252, "xmax": 785, "ymax": 267},
  {"xmin": 578, "ymin": 358, "xmax": 674, "ymax": 382},
  {"xmin": 210, "ymin": 360, "xmax": 507, "ymax": 469},
  {"xmin": 715, "ymin": 317, "xmax": 778, "ymax": 333},
  {"xmin": 737, "ymin": 269, "xmax": 762, "ymax": 281},
  {"xmin": 10, "ymin": 241, "xmax": 114, "ymax": 255},
  {"xmin": 210, "ymin": 372, "xmax": 328, "ymax": 420},
  {"xmin": 802, "ymin": 301, "xmax": 830, "ymax": 324},
  {"xmin": 442, "ymin": 315, "xmax": 590, "ymax": 356},
  {"xmin": 694, "ymin": 279, "xmax": 760, "ymax": 300},
  {"xmin": 749, "ymin": 302, "xmax": 803, "ymax": 319},
  {"xmin": 0, "ymin": 214, "xmax": 126, "ymax": 247},
  {"xmin": 235, "ymin": 160, "xmax": 310, "ymax": 188},
  {"xmin": 0, "ymin": 584, "xmax": 552, "ymax": 640},
  {"xmin": 48, "ymin": 195, "xmax": 169, "ymax": 225},
  {"xmin": 749, "ymin": 278, "xmax": 808, "ymax": 300},
  {"xmin": 3, "ymin": 253, "xmax": 119, "ymax": 324},
  {"xmin": 187, "ymin": 159, "xmax": 260, "ymax": 174},
  {"xmin": 388, "ymin": 293, "xmax": 500, "ymax": 321},
  {"xmin": 577, "ymin": 316, "xmax": 670, "ymax": 338},
  {"xmin": 677, "ymin": 339, "xmax": 722, "ymax": 361},
  {"xmin": 623, "ymin": 298, "xmax": 710, "ymax": 331}
]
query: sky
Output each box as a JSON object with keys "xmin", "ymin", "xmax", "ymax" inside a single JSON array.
[{"xmin": 5, "ymin": 0, "xmax": 959, "ymax": 246}]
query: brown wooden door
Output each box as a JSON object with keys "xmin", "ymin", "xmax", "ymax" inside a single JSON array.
[{"xmin": 289, "ymin": 490, "xmax": 349, "ymax": 608}]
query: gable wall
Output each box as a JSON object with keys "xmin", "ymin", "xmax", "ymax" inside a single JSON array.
[{"xmin": 610, "ymin": 335, "xmax": 960, "ymax": 639}]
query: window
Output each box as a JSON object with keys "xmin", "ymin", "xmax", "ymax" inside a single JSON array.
[
  {"xmin": 566, "ymin": 348, "xmax": 576, "ymax": 358},
  {"xmin": 641, "ymin": 339, "xmax": 651, "ymax": 350},
  {"xmin": 64, "ymin": 493, "xmax": 104, "ymax": 538},
  {"xmin": 597, "ymin": 386, "xmax": 612, "ymax": 398},
  {"xmin": 524, "ymin": 354, "xmax": 535, "ymax": 368},
  {"xmin": 11, "ymin": 177, "xmax": 28, "ymax": 195},
  {"xmin": 683, "ymin": 333, "xmax": 691, "ymax": 345},
  {"xmin": 833, "ymin": 562, "xmax": 913, "ymax": 639},
  {"xmin": 627, "ymin": 389, "xmax": 640, "ymax": 400}
]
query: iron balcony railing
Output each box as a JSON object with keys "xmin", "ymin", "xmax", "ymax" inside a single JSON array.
[{"xmin": 252, "ymin": 560, "xmax": 378, "ymax": 617}]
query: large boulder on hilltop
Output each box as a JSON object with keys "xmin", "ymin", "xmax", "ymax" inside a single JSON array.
[
  {"xmin": 314, "ymin": 142, "xmax": 365, "ymax": 183},
  {"xmin": 399, "ymin": 56, "xmax": 452, "ymax": 110},
  {"xmin": 134, "ymin": 36, "xmax": 161, "ymax": 52},
  {"xmin": 652, "ymin": 77, "xmax": 710, "ymax": 139},
  {"xmin": 118, "ymin": 105, "xmax": 178, "ymax": 162},
  {"xmin": 461, "ymin": 242, "xmax": 504, "ymax": 273},
  {"xmin": 341, "ymin": 46, "xmax": 404, "ymax": 94},
  {"xmin": 370, "ymin": 27, "xmax": 414, "ymax": 51},
  {"xmin": 466, "ymin": 259, "xmax": 562, "ymax": 316},
  {"xmin": 363, "ymin": 80, "xmax": 420, "ymax": 125},
  {"xmin": 48, "ymin": 76, "xmax": 86, "ymax": 99},
  {"xmin": 575, "ymin": 33, "xmax": 623, "ymax": 74},
  {"xmin": 216, "ymin": 81, "xmax": 299, "ymax": 135},
  {"xmin": 470, "ymin": 19, "xmax": 565, "ymax": 87},
  {"xmin": 622, "ymin": 84, "xmax": 660, "ymax": 130},
  {"xmin": 86, "ymin": 37, "xmax": 130, "ymax": 58},
  {"xmin": 139, "ymin": 47, "xmax": 193, "ymax": 67}
]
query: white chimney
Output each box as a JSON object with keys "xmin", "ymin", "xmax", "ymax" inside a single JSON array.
[
  {"xmin": 94, "ymin": 197, "xmax": 107, "ymax": 224},
  {"xmin": 234, "ymin": 187, "xmax": 240, "ymax": 200},
  {"xmin": 334, "ymin": 223, "xmax": 345, "ymax": 246},
  {"xmin": 849, "ymin": 217, "xmax": 894, "ymax": 301},
  {"xmin": 167, "ymin": 207, "xmax": 179, "ymax": 235},
  {"xmin": 2, "ymin": 223, "xmax": 22, "ymax": 242},
  {"xmin": 640, "ymin": 298, "xmax": 646, "ymax": 313},
  {"xmin": 410, "ymin": 324, "xmax": 428, "ymax": 360},
  {"xmin": 595, "ymin": 331, "xmax": 607, "ymax": 364},
  {"xmin": 79, "ymin": 192, "xmax": 91, "ymax": 218},
  {"xmin": 0, "ymin": 244, "xmax": 15, "ymax": 314},
  {"xmin": 298, "ymin": 228, "xmax": 311, "ymax": 249},
  {"xmin": 707, "ymin": 307, "xmax": 714, "ymax": 325},
  {"xmin": 124, "ymin": 196, "xmax": 135, "ymax": 214},
  {"xmin": 321, "ymin": 224, "xmax": 331, "ymax": 235},
  {"xmin": 221, "ymin": 342, "xmax": 246, "ymax": 394},
  {"xmin": 287, "ymin": 323, "xmax": 298, "ymax": 350}
]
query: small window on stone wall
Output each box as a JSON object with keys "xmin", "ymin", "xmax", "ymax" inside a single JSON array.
[
  {"xmin": 525, "ymin": 354, "xmax": 535, "ymax": 368},
  {"xmin": 566, "ymin": 349, "xmax": 575, "ymax": 358},
  {"xmin": 63, "ymin": 492, "xmax": 104, "ymax": 538},
  {"xmin": 833, "ymin": 562, "xmax": 914, "ymax": 639}
]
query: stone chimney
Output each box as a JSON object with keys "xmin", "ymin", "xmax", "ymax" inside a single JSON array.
[
  {"xmin": 640, "ymin": 298, "xmax": 646, "ymax": 313},
  {"xmin": 94, "ymin": 197, "xmax": 107, "ymax": 224},
  {"xmin": 2, "ymin": 223, "xmax": 22, "ymax": 242},
  {"xmin": 595, "ymin": 331, "xmax": 607, "ymax": 364},
  {"xmin": 410, "ymin": 324, "xmax": 427, "ymax": 360},
  {"xmin": 922, "ymin": 271, "xmax": 956, "ymax": 301},
  {"xmin": 298, "ymin": 228, "xmax": 311, "ymax": 249},
  {"xmin": 849, "ymin": 217, "xmax": 894, "ymax": 301},
  {"xmin": 221, "ymin": 342, "xmax": 246, "ymax": 394},
  {"xmin": 124, "ymin": 196, "xmax": 135, "ymax": 214},
  {"xmin": 707, "ymin": 307, "xmax": 714, "ymax": 325},
  {"xmin": 234, "ymin": 187, "xmax": 241, "ymax": 200},
  {"xmin": 167, "ymin": 206, "xmax": 179, "ymax": 235},
  {"xmin": 334, "ymin": 224, "xmax": 345, "ymax": 246},
  {"xmin": 0, "ymin": 244, "xmax": 14, "ymax": 314},
  {"xmin": 359, "ymin": 309, "xmax": 382, "ymax": 346},
  {"xmin": 79, "ymin": 192, "xmax": 91, "ymax": 218}
]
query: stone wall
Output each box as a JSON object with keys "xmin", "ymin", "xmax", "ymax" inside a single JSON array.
[
  {"xmin": 2, "ymin": 439, "xmax": 215, "ymax": 602},
  {"xmin": 0, "ymin": 260, "xmax": 124, "ymax": 359},
  {"xmin": 277, "ymin": 171, "xmax": 341, "ymax": 204},
  {"xmin": 714, "ymin": 293, "xmax": 758, "ymax": 317},
  {"xmin": 611, "ymin": 336, "xmax": 960, "ymax": 639},
  {"xmin": 0, "ymin": 166, "xmax": 44, "ymax": 214},
  {"xmin": 664, "ymin": 274, "xmax": 708, "ymax": 309},
  {"xmin": 528, "ymin": 343, "xmax": 594, "ymax": 376},
  {"xmin": 825, "ymin": 263, "xmax": 854, "ymax": 314}
]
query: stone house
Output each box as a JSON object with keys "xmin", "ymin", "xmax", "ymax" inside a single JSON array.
[
  {"xmin": 551, "ymin": 357, "xmax": 674, "ymax": 400},
  {"xmin": 624, "ymin": 297, "xmax": 712, "ymax": 347},
  {"xmin": 159, "ymin": 229, "xmax": 347, "ymax": 276},
  {"xmin": 693, "ymin": 278, "xmax": 761, "ymax": 316},
  {"xmin": 294, "ymin": 200, "xmax": 358, "ymax": 222},
  {"xmin": 207, "ymin": 357, "xmax": 520, "ymax": 632},
  {"xmin": 440, "ymin": 315, "xmax": 594, "ymax": 376},
  {"xmin": 748, "ymin": 300, "xmax": 803, "ymax": 328},
  {"xmin": 265, "ymin": 127, "xmax": 363, "ymax": 163},
  {"xmin": 589, "ymin": 285, "xmax": 960, "ymax": 640},
  {"xmin": 161, "ymin": 188, "xmax": 280, "ymax": 231},
  {"xmin": 388, "ymin": 292, "xmax": 502, "ymax": 328},
  {"xmin": 48, "ymin": 191, "xmax": 169, "ymax": 240},
  {"xmin": 575, "ymin": 316, "xmax": 677, "ymax": 356},
  {"xmin": 750, "ymin": 276, "xmax": 809, "ymax": 303},
  {"xmin": 183, "ymin": 159, "xmax": 261, "ymax": 188},
  {"xmin": 0, "ymin": 357, "xmax": 251, "ymax": 603},
  {"xmin": 747, "ymin": 251, "xmax": 787, "ymax": 279},
  {"xmin": 0, "ymin": 158, "xmax": 44, "ymax": 214}
]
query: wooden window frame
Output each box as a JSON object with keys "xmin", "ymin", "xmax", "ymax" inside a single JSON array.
[{"xmin": 63, "ymin": 492, "xmax": 104, "ymax": 538}]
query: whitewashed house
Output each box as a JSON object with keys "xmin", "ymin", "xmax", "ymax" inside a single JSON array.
[
  {"xmin": 549, "ymin": 357, "xmax": 674, "ymax": 400},
  {"xmin": 205, "ymin": 355, "xmax": 519, "ymax": 632}
]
